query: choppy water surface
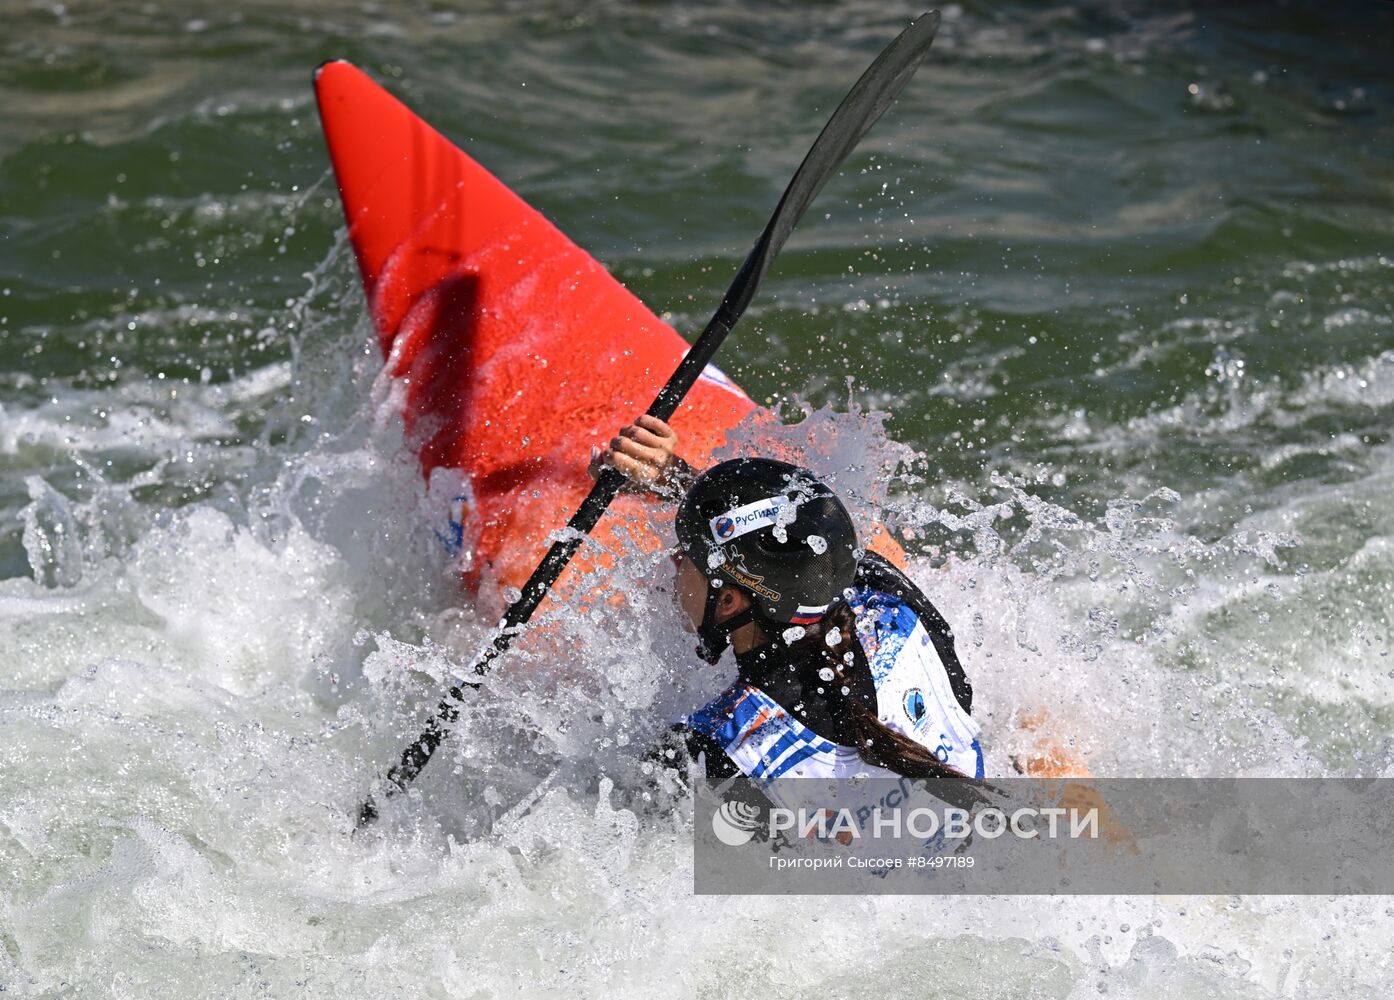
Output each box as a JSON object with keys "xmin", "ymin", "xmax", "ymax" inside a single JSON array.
[{"xmin": 2, "ymin": 2, "xmax": 1392, "ymax": 997}]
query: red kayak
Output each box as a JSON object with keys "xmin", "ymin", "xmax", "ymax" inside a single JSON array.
[{"xmin": 314, "ymin": 61, "xmax": 901, "ymax": 599}]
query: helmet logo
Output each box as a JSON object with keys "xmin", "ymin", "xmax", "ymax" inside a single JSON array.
[
  {"xmin": 708, "ymin": 495, "xmax": 790, "ymax": 543},
  {"xmin": 789, "ymin": 604, "xmax": 828, "ymax": 626},
  {"xmin": 721, "ymin": 562, "xmax": 781, "ymax": 603}
]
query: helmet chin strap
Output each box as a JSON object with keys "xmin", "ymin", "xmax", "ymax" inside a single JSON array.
[{"xmin": 695, "ymin": 584, "xmax": 759, "ymax": 664}]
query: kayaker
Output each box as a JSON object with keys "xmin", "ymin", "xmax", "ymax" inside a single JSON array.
[
  {"xmin": 590, "ymin": 417, "xmax": 985, "ymax": 794},
  {"xmin": 591, "ymin": 420, "xmax": 1144, "ymax": 853}
]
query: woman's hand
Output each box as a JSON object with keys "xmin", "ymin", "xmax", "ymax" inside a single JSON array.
[{"xmin": 588, "ymin": 415, "xmax": 687, "ymax": 495}]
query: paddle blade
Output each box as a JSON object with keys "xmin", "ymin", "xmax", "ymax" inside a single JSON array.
[{"xmin": 718, "ymin": 11, "xmax": 940, "ymax": 324}]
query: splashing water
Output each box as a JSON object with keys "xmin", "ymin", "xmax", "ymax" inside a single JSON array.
[{"xmin": 0, "ymin": 222, "xmax": 1390, "ymax": 1000}]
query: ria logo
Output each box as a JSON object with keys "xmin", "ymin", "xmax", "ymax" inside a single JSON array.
[
  {"xmin": 714, "ymin": 516, "xmax": 736, "ymax": 539},
  {"xmin": 711, "ymin": 800, "xmax": 761, "ymax": 846}
]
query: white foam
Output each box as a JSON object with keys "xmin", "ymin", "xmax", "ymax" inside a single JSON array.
[{"xmin": 5, "ymin": 275, "xmax": 1393, "ymax": 999}]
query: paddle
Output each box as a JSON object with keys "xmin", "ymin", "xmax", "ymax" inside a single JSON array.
[{"xmin": 356, "ymin": 11, "xmax": 942, "ymax": 828}]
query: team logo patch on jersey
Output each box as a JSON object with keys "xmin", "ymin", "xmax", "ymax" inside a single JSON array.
[{"xmin": 903, "ymin": 688, "xmax": 926, "ymax": 724}]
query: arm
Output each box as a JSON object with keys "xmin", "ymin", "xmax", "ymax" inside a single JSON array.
[{"xmin": 587, "ymin": 415, "xmax": 698, "ymax": 499}]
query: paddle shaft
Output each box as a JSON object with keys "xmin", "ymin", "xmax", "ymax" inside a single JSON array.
[
  {"xmin": 357, "ymin": 13, "xmax": 941, "ymax": 826},
  {"xmin": 362, "ymin": 311, "xmax": 735, "ymax": 815}
]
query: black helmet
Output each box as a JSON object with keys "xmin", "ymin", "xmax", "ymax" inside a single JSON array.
[{"xmin": 675, "ymin": 458, "xmax": 859, "ymax": 661}]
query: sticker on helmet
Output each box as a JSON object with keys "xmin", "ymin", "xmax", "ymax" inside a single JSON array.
[
  {"xmin": 709, "ymin": 495, "xmax": 790, "ymax": 542},
  {"xmin": 720, "ymin": 562, "xmax": 781, "ymax": 603}
]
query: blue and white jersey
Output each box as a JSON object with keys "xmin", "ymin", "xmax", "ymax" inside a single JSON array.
[
  {"xmin": 848, "ymin": 584, "xmax": 984, "ymax": 781},
  {"xmin": 687, "ymin": 581, "xmax": 984, "ymax": 810}
]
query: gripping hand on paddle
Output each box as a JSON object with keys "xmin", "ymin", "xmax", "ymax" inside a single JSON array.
[{"xmin": 588, "ymin": 415, "xmax": 693, "ymax": 498}]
